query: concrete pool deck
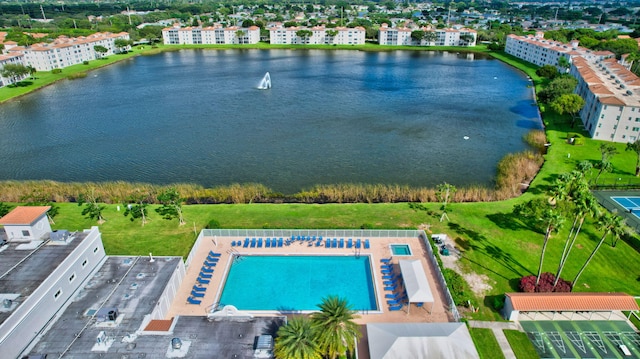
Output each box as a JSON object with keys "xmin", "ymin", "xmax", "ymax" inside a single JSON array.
[{"xmin": 166, "ymin": 234, "xmax": 453, "ymax": 324}]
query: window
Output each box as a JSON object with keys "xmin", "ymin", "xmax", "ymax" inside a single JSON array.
[
  {"xmin": 54, "ymin": 289, "xmax": 62, "ymax": 300},
  {"xmin": 634, "ymin": 127, "xmax": 640, "ymax": 132},
  {"xmin": 82, "ymin": 259, "xmax": 88, "ymax": 267},
  {"xmin": 69, "ymin": 273, "xmax": 76, "ymax": 282},
  {"xmin": 22, "ymin": 230, "xmax": 30, "ymax": 237}
]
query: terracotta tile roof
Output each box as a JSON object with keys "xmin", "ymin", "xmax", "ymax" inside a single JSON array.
[
  {"xmin": 599, "ymin": 96, "xmax": 627, "ymax": 106},
  {"xmin": 144, "ymin": 318, "xmax": 173, "ymax": 331},
  {"xmin": 506, "ymin": 292, "xmax": 639, "ymax": 311},
  {"xmin": 0, "ymin": 206, "xmax": 51, "ymax": 225}
]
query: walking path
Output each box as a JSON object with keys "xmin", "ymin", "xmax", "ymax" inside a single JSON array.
[{"xmin": 468, "ymin": 320, "xmax": 523, "ymax": 359}]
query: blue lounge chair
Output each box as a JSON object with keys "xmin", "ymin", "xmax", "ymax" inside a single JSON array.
[
  {"xmin": 187, "ymin": 297, "xmax": 202, "ymax": 305},
  {"xmin": 199, "ymin": 272, "xmax": 212, "ymax": 279},
  {"xmin": 339, "ymin": 238, "xmax": 344, "ymax": 248},
  {"xmin": 416, "ymin": 302, "xmax": 424, "ymax": 308},
  {"xmin": 334, "ymin": 238, "xmax": 339, "ymax": 248},
  {"xmin": 244, "ymin": 238, "xmax": 250, "ymax": 248},
  {"xmin": 197, "ymin": 277, "xmax": 210, "ymax": 285},
  {"xmin": 383, "ymin": 280, "xmax": 397, "ymax": 285},
  {"xmin": 265, "ymin": 238, "xmax": 271, "ymax": 248},
  {"xmin": 191, "ymin": 290, "xmax": 205, "ymax": 298},
  {"xmin": 347, "ymin": 238, "xmax": 353, "ymax": 248},
  {"xmin": 272, "ymin": 238, "xmax": 277, "ymax": 247},
  {"xmin": 206, "ymin": 255, "xmax": 220, "ymax": 262},
  {"xmin": 209, "ymin": 251, "xmax": 221, "ymax": 257},
  {"xmin": 382, "ymin": 274, "xmax": 396, "ymax": 279},
  {"xmin": 251, "ymin": 238, "xmax": 256, "ymax": 248},
  {"xmin": 258, "ymin": 238, "xmax": 263, "ymax": 247},
  {"xmin": 356, "ymin": 239, "xmax": 361, "ymax": 249},
  {"xmin": 384, "ymin": 285, "xmax": 397, "ymax": 291},
  {"xmin": 312, "ymin": 236, "xmax": 316, "ymax": 241},
  {"xmin": 319, "ymin": 236, "xmax": 323, "ymax": 241},
  {"xmin": 315, "ymin": 240, "xmax": 321, "ymax": 246},
  {"xmin": 204, "ymin": 261, "xmax": 217, "ymax": 267},
  {"xmin": 385, "ymin": 293, "xmax": 400, "ymax": 299},
  {"xmin": 364, "ymin": 239, "xmax": 370, "ymax": 249},
  {"xmin": 201, "ymin": 266, "xmax": 214, "ymax": 273},
  {"xmin": 387, "ymin": 299, "xmax": 403, "ymax": 305},
  {"xmin": 193, "ymin": 285, "xmax": 206, "ymax": 292},
  {"xmin": 231, "ymin": 241, "xmax": 236, "ymax": 246},
  {"xmin": 278, "ymin": 238, "xmax": 283, "ymax": 247},
  {"xmin": 389, "ymin": 304, "xmax": 403, "ymax": 311},
  {"xmin": 325, "ymin": 239, "xmax": 330, "ymax": 248},
  {"xmin": 380, "ymin": 257, "xmax": 392, "ymax": 263},
  {"xmin": 381, "ymin": 270, "xmax": 393, "ymax": 275}
]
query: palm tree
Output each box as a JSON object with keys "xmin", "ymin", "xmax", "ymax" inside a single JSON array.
[
  {"xmin": 311, "ymin": 296, "xmax": 361, "ymax": 359},
  {"xmin": 554, "ymin": 189, "xmax": 597, "ymax": 287},
  {"xmin": 572, "ymin": 213, "xmax": 628, "ymax": 289},
  {"xmin": 274, "ymin": 316, "xmax": 322, "ymax": 359},
  {"xmin": 536, "ymin": 209, "xmax": 564, "ymax": 286},
  {"xmin": 626, "ymin": 139, "xmax": 640, "ymax": 176}
]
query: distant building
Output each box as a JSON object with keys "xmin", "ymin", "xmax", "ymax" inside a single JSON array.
[
  {"xmin": 268, "ymin": 24, "xmax": 366, "ymax": 45},
  {"xmin": 0, "ymin": 206, "xmax": 51, "ymax": 241},
  {"xmin": 505, "ymin": 33, "xmax": 614, "ymax": 70},
  {"xmin": 378, "ymin": 24, "xmax": 477, "ymax": 47},
  {"xmin": 0, "ymin": 52, "xmax": 28, "ymax": 88},
  {"xmin": 162, "ymin": 24, "xmax": 260, "ymax": 45},
  {"xmin": 4, "ymin": 32, "xmax": 130, "ymax": 71},
  {"xmin": 571, "ymin": 56, "xmax": 640, "ymax": 143}
]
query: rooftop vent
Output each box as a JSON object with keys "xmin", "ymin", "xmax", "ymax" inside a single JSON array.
[{"xmin": 627, "ymin": 90, "xmax": 633, "ymax": 96}]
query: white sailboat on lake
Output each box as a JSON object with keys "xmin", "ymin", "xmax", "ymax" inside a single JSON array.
[{"xmin": 258, "ymin": 72, "xmax": 271, "ymax": 90}]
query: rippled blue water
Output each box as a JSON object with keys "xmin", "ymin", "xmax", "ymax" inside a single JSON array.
[{"xmin": 0, "ymin": 49, "xmax": 542, "ymax": 193}]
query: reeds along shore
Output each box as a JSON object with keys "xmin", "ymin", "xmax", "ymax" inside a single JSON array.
[{"xmin": 0, "ymin": 149, "xmax": 543, "ymax": 205}]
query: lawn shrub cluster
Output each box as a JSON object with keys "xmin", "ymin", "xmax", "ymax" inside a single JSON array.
[
  {"xmin": 524, "ymin": 129, "xmax": 547, "ymax": 152},
  {"xmin": 52, "ymin": 69, "xmax": 62, "ymax": 74},
  {"xmin": 443, "ymin": 268, "xmax": 475, "ymax": 307},
  {"xmin": 519, "ymin": 272, "xmax": 571, "ymax": 293},
  {"xmin": 68, "ymin": 72, "xmax": 87, "ymax": 80}
]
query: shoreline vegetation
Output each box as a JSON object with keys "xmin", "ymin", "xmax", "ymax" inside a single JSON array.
[{"xmin": 0, "ymin": 43, "xmax": 547, "ymax": 203}]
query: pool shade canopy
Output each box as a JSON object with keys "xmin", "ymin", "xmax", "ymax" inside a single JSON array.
[
  {"xmin": 366, "ymin": 322, "xmax": 480, "ymax": 359},
  {"xmin": 398, "ymin": 259, "xmax": 434, "ymax": 313}
]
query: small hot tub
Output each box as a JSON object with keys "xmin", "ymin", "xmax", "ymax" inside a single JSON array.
[{"xmin": 390, "ymin": 244, "xmax": 412, "ymax": 256}]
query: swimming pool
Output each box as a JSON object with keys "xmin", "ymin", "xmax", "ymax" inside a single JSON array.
[
  {"xmin": 218, "ymin": 255, "xmax": 377, "ymax": 311},
  {"xmin": 390, "ymin": 244, "xmax": 412, "ymax": 256}
]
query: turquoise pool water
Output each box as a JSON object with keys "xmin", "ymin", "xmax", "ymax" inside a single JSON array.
[
  {"xmin": 390, "ymin": 244, "xmax": 412, "ymax": 256},
  {"xmin": 219, "ymin": 255, "xmax": 377, "ymax": 311}
]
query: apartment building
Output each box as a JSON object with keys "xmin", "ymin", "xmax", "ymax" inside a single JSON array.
[
  {"xmin": 268, "ymin": 24, "xmax": 366, "ymax": 45},
  {"xmin": 378, "ymin": 24, "xmax": 477, "ymax": 47},
  {"xmin": 4, "ymin": 32, "xmax": 130, "ymax": 71},
  {"xmin": 505, "ymin": 33, "xmax": 614, "ymax": 69},
  {"xmin": 162, "ymin": 24, "xmax": 260, "ymax": 45},
  {"xmin": 0, "ymin": 52, "xmax": 27, "ymax": 87},
  {"xmin": 571, "ymin": 56, "xmax": 640, "ymax": 143}
]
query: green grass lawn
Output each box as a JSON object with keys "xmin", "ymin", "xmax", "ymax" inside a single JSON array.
[
  {"xmin": 503, "ymin": 330, "xmax": 539, "ymax": 359},
  {"xmin": 469, "ymin": 327, "xmax": 505, "ymax": 359}
]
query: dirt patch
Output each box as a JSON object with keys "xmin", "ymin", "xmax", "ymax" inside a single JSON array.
[{"xmin": 435, "ymin": 234, "xmax": 493, "ymax": 296}]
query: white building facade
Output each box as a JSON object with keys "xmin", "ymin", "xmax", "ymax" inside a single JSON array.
[
  {"xmin": 0, "ymin": 226, "xmax": 107, "ymax": 359},
  {"xmin": 0, "ymin": 206, "xmax": 52, "ymax": 240},
  {"xmin": 378, "ymin": 24, "xmax": 477, "ymax": 47},
  {"xmin": 0, "ymin": 52, "xmax": 27, "ymax": 88},
  {"xmin": 571, "ymin": 56, "xmax": 640, "ymax": 143},
  {"xmin": 268, "ymin": 25, "xmax": 365, "ymax": 45},
  {"xmin": 505, "ymin": 33, "xmax": 614, "ymax": 70},
  {"xmin": 5, "ymin": 32, "xmax": 130, "ymax": 71},
  {"xmin": 162, "ymin": 25, "xmax": 260, "ymax": 45}
]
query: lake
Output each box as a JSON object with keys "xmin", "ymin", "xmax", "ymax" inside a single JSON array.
[{"xmin": 0, "ymin": 49, "xmax": 542, "ymax": 193}]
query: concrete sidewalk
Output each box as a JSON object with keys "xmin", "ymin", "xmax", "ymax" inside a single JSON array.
[{"xmin": 468, "ymin": 321, "xmax": 523, "ymax": 359}]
